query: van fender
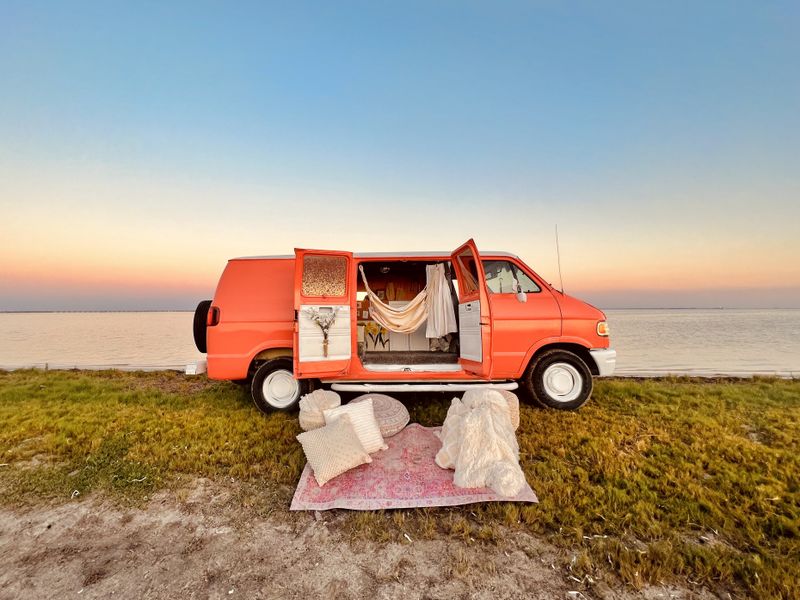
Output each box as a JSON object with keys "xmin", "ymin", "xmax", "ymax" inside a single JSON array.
[
  {"xmin": 518, "ymin": 336, "xmax": 596, "ymax": 377},
  {"xmin": 252, "ymin": 346, "xmax": 293, "ymax": 364}
]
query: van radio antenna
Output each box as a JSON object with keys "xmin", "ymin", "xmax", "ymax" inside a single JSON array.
[{"xmin": 555, "ymin": 224, "xmax": 565, "ymax": 293}]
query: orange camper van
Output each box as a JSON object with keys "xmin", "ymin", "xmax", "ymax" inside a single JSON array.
[{"xmin": 193, "ymin": 239, "xmax": 616, "ymax": 413}]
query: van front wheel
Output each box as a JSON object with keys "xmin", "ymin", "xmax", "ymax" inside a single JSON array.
[
  {"xmin": 250, "ymin": 359, "xmax": 307, "ymax": 413},
  {"xmin": 524, "ymin": 349, "xmax": 593, "ymax": 411}
]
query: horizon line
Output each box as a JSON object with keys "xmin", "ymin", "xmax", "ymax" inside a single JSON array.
[{"xmin": 2, "ymin": 307, "xmax": 799, "ymax": 314}]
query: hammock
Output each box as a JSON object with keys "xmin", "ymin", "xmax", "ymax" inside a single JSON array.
[{"xmin": 358, "ymin": 264, "xmax": 458, "ymax": 337}]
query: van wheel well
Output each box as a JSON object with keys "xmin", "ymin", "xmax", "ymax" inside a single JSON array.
[
  {"xmin": 247, "ymin": 354, "xmax": 319, "ymax": 393},
  {"xmin": 528, "ymin": 343, "xmax": 598, "ymax": 376},
  {"xmin": 248, "ymin": 348, "xmax": 292, "ymax": 378}
]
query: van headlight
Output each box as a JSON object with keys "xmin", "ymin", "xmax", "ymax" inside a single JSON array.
[{"xmin": 597, "ymin": 321, "xmax": 609, "ymax": 337}]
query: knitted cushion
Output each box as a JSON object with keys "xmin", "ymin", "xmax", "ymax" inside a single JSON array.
[
  {"xmin": 350, "ymin": 393, "xmax": 410, "ymax": 438},
  {"xmin": 324, "ymin": 398, "xmax": 388, "ymax": 454},
  {"xmin": 496, "ymin": 389, "xmax": 520, "ymax": 430},
  {"xmin": 296, "ymin": 415, "xmax": 371, "ymax": 486},
  {"xmin": 299, "ymin": 389, "xmax": 341, "ymax": 431}
]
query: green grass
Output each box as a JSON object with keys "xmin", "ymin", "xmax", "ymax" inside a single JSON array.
[{"xmin": 1, "ymin": 370, "xmax": 798, "ymax": 598}]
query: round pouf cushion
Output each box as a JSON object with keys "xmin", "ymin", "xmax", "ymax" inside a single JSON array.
[
  {"xmin": 299, "ymin": 389, "xmax": 341, "ymax": 431},
  {"xmin": 496, "ymin": 389, "xmax": 520, "ymax": 430},
  {"xmin": 350, "ymin": 393, "xmax": 410, "ymax": 438}
]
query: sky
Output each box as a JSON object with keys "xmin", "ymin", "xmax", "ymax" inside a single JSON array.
[{"xmin": 1, "ymin": 1, "xmax": 798, "ymax": 311}]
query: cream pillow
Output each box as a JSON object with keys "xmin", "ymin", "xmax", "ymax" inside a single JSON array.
[
  {"xmin": 496, "ymin": 389, "xmax": 520, "ymax": 431},
  {"xmin": 323, "ymin": 398, "xmax": 388, "ymax": 454},
  {"xmin": 296, "ymin": 415, "xmax": 371, "ymax": 486}
]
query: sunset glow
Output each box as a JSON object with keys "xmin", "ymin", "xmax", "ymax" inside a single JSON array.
[{"xmin": 1, "ymin": 2, "xmax": 798, "ymax": 310}]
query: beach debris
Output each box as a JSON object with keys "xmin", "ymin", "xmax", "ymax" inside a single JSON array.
[
  {"xmin": 71, "ymin": 490, "xmax": 80, "ymax": 499},
  {"xmin": 0, "ymin": 464, "xmax": 9, "ymax": 468},
  {"xmin": 403, "ymin": 533, "xmax": 413, "ymax": 543},
  {"xmin": 130, "ymin": 476, "xmax": 147, "ymax": 483}
]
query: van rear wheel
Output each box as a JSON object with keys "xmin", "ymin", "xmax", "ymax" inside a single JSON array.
[
  {"xmin": 250, "ymin": 359, "xmax": 307, "ymax": 413},
  {"xmin": 524, "ymin": 349, "xmax": 593, "ymax": 411}
]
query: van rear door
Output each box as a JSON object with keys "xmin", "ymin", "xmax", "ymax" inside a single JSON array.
[
  {"xmin": 293, "ymin": 249, "xmax": 354, "ymax": 379},
  {"xmin": 450, "ymin": 239, "xmax": 492, "ymax": 378}
]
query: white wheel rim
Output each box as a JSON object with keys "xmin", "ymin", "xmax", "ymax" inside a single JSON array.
[
  {"xmin": 542, "ymin": 363, "xmax": 582, "ymax": 403},
  {"xmin": 262, "ymin": 369, "xmax": 300, "ymax": 408}
]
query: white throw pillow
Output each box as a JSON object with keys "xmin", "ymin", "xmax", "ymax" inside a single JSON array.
[
  {"xmin": 296, "ymin": 414, "xmax": 371, "ymax": 486},
  {"xmin": 324, "ymin": 398, "xmax": 388, "ymax": 454}
]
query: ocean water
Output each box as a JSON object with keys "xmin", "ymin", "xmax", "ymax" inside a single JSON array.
[{"xmin": 0, "ymin": 309, "xmax": 798, "ymax": 377}]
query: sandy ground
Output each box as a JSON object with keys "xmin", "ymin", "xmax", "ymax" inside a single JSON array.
[{"xmin": 0, "ymin": 479, "xmax": 713, "ymax": 600}]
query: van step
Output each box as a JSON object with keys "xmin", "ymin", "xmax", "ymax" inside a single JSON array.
[{"xmin": 329, "ymin": 381, "xmax": 519, "ymax": 393}]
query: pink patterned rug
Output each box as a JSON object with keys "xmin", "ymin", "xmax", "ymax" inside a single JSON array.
[{"xmin": 290, "ymin": 423, "xmax": 538, "ymax": 511}]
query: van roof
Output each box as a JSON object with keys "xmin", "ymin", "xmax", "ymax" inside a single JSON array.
[{"xmin": 232, "ymin": 251, "xmax": 520, "ymax": 260}]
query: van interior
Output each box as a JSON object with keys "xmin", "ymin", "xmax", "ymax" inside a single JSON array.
[{"xmin": 356, "ymin": 260, "xmax": 461, "ymax": 372}]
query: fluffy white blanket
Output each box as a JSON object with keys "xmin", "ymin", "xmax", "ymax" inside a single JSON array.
[{"xmin": 435, "ymin": 389, "xmax": 527, "ymax": 497}]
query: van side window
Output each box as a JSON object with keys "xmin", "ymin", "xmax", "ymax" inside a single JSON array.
[
  {"xmin": 302, "ymin": 255, "xmax": 347, "ymax": 297},
  {"xmin": 482, "ymin": 260, "xmax": 541, "ymax": 294}
]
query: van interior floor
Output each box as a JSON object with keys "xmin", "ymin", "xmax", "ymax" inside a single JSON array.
[{"xmin": 363, "ymin": 351, "xmax": 459, "ymax": 365}]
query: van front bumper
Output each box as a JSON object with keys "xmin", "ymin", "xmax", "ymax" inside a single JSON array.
[{"xmin": 590, "ymin": 348, "xmax": 617, "ymax": 377}]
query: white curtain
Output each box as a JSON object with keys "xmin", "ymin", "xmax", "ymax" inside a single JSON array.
[
  {"xmin": 425, "ymin": 263, "xmax": 458, "ymax": 338},
  {"xmin": 358, "ymin": 264, "xmax": 458, "ymax": 338}
]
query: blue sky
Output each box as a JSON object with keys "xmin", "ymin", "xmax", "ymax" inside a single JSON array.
[{"xmin": 1, "ymin": 1, "xmax": 799, "ymax": 310}]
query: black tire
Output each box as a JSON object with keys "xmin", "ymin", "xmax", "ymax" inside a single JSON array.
[
  {"xmin": 250, "ymin": 358, "xmax": 308, "ymax": 414},
  {"xmin": 193, "ymin": 300, "xmax": 212, "ymax": 353},
  {"xmin": 523, "ymin": 349, "xmax": 593, "ymax": 411}
]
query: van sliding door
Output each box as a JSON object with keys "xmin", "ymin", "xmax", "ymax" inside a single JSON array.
[
  {"xmin": 293, "ymin": 249, "xmax": 354, "ymax": 379},
  {"xmin": 450, "ymin": 239, "xmax": 492, "ymax": 378}
]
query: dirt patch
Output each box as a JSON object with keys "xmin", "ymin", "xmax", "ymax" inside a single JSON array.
[{"xmin": 0, "ymin": 478, "xmax": 715, "ymax": 600}]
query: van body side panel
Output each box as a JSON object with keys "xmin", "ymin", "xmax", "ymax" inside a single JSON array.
[
  {"xmin": 207, "ymin": 258, "xmax": 295, "ymax": 380},
  {"xmin": 207, "ymin": 328, "xmax": 293, "ymax": 379},
  {"xmin": 203, "ymin": 252, "xmax": 610, "ymax": 383},
  {"xmin": 488, "ymin": 287, "xmax": 562, "ymax": 378},
  {"xmin": 556, "ymin": 294, "xmax": 610, "ymax": 350}
]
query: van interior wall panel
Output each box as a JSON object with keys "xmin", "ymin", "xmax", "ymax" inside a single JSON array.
[
  {"xmin": 298, "ymin": 305, "xmax": 352, "ymax": 362},
  {"xmin": 458, "ymin": 301, "xmax": 482, "ymax": 362}
]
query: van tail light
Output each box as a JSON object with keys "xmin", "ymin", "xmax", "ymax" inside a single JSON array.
[
  {"xmin": 207, "ymin": 306, "xmax": 220, "ymax": 326},
  {"xmin": 596, "ymin": 320, "xmax": 609, "ymax": 337}
]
